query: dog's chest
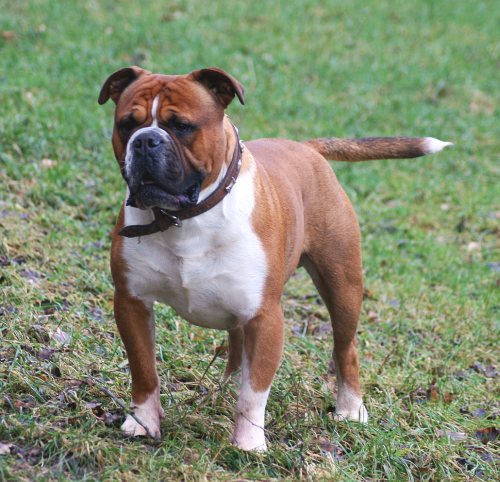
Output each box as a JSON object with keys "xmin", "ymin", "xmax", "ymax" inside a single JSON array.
[{"xmin": 121, "ymin": 166, "xmax": 267, "ymax": 329}]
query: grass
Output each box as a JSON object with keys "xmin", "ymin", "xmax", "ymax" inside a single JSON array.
[{"xmin": 0, "ymin": 0, "xmax": 498, "ymax": 480}]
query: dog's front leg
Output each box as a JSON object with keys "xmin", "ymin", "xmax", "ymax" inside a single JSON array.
[
  {"xmin": 232, "ymin": 306, "xmax": 284, "ymax": 451},
  {"xmin": 114, "ymin": 290, "xmax": 164, "ymax": 438}
]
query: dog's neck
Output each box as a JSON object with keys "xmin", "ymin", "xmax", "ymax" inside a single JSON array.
[{"xmin": 118, "ymin": 122, "xmax": 243, "ymax": 238}]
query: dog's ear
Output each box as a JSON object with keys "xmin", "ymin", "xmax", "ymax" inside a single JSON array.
[
  {"xmin": 98, "ymin": 66, "xmax": 150, "ymax": 105},
  {"xmin": 190, "ymin": 67, "xmax": 245, "ymax": 108}
]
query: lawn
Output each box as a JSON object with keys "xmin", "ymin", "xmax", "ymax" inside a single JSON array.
[{"xmin": 0, "ymin": 0, "xmax": 498, "ymax": 480}]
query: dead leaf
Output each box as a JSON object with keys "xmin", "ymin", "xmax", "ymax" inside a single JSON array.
[
  {"xmin": 19, "ymin": 269, "xmax": 42, "ymax": 284},
  {"xmin": 471, "ymin": 362, "xmax": 498, "ymax": 378},
  {"xmin": 0, "ymin": 443, "xmax": 13, "ymax": 455},
  {"xmin": 38, "ymin": 348, "xmax": 55, "ymax": 360},
  {"xmin": 480, "ymin": 452, "xmax": 494, "ymax": 463},
  {"xmin": 471, "ymin": 408, "xmax": 487, "ymax": 418},
  {"xmin": 318, "ymin": 438, "xmax": 344, "ymax": 461},
  {"xmin": 41, "ymin": 158, "xmax": 57, "ymax": 168},
  {"xmin": 437, "ymin": 430, "xmax": 467, "ymax": 441},
  {"xmin": 467, "ymin": 242, "xmax": 481, "ymax": 252},
  {"xmin": 65, "ymin": 379, "xmax": 83, "ymax": 388},
  {"xmin": 427, "ymin": 378, "xmax": 439, "ymax": 401},
  {"xmin": 161, "ymin": 10, "xmax": 185, "ymax": 22},
  {"xmin": 166, "ymin": 382, "xmax": 181, "ymax": 392},
  {"xmin": 1, "ymin": 31, "xmax": 15, "ymax": 41},
  {"xmin": 23, "ymin": 91, "xmax": 35, "ymax": 106},
  {"xmin": 213, "ymin": 345, "xmax": 227, "ymax": 355},
  {"xmin": 182, "ymin": 448, "xmax": 200, "ymax": 464},
  {"xmin": 101, "ymin": 411, "xmax": 123, "ymax": 426},
  {"xmin": 363, "ymin": 288, "xmax": 375, "ymax": 299},
  {"xmin": 28, "ymin": 324, "xmax": 50, "ymax": 343},
  {"xmin": 51, "ymin": 327, "xmax": 72, "ymax": 345},
  {"xmin": 312, "ymin": 322, "xmax": 332, "ymax": 336},
  {"xmin": 470, "ymin": 90, "xmax": 495, "ymax": 114},
  {"xmin": 475, "ymin": 427, "xmax": 499, "ymax": 444},
  {"xmin": 454, "ymin": 369, "xmax": 470, "ymax": 380},
  {"xmin": 14, "ymin": 398, "xmax": 35, "ymax": 409}
]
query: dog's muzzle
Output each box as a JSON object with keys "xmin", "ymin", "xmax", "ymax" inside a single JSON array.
[{"xmin": 123, "ymin": 127, "xmax": 202, "ymax": 211}]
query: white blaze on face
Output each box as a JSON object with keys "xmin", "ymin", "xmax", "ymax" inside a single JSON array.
[
  {"xmin": 150, "ymin": 95, "xmax": 160, "ymax": 127},
  {"xmin": 123, "ymin": 95, "xmax": 170, "ymax": 179}
]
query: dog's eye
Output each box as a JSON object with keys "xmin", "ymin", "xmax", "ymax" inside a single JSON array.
[
  {"xmin": 169, "ymin": 118, "xmax": 195, "ymax": 136},
  {"xmin": 118, "ymin": 116, "xmax": 139, "ymax": 135}
]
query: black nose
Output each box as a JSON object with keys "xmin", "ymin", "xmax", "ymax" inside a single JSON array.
[{"xmin": 132, "ymin": 131, "xmax": 164, "ymax": 152}]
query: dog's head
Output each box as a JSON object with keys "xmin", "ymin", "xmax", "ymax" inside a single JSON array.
[{"xmin": 99, "ymin": 67, "xmax": 244, "ymax": 211}]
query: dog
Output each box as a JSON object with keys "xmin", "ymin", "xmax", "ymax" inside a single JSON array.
[{"xmin": 98, "ymin": 66, "xmax": 451, "ymax": 450}]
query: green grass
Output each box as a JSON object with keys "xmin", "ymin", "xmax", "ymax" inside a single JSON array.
[{"xmin": 1, "ymin": 0, "xmax": 498, "ymax": 480}]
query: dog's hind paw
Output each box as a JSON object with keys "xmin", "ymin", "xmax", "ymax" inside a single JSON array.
[{"xmin": 334, "ymin": 403, "xmax": 369, "ymax": 423}]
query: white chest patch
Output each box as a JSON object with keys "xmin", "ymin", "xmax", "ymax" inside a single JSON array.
[{"xmin": 121, "ymin": 162, "xmax": 267, "ymax": 329}]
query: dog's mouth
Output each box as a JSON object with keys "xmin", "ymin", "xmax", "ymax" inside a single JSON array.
[{"xmin": 127, "ymin": 174, "xmax": 201, "ymax": 211}]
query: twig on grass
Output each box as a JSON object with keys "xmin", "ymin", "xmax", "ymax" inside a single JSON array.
[{"xmin": 85, "ymin": 376, "xmax": 160, "ymax": 441}]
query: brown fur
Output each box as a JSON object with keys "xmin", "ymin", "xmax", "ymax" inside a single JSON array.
[
  {"xmin": 111, "ymin": 208, "xmax": 159, "ymax": 405},
  {"xmin": 304, "ymin": 136, "xmax": 432, "ymax": 161}
]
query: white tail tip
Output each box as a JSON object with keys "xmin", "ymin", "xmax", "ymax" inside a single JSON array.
[{"xmin": 424, "ymin": 137, "xmax": 453, "ymax": 154}]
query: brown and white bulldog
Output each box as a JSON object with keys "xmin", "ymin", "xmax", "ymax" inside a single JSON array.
[{"xmin": 98, "ymin": 66, "xmax": 451, "ymax": 451}]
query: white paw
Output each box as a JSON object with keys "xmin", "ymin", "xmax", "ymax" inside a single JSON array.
[
  {"xmin": 121, "ymin": 392, "xmax": 163, "ymax": 438},
  {"xmin": 232, "ymin": 425, "xmax": 267, "ymax": 452},
  {"xmin": 334, "ymin": 402, "xmax": 369, "ymax": 423},
  {"xmin": 121, "ymin": 414, "xmax": 159, "ymax": 437},
  {"xmin": 232, "ymin": 410, "xmax": 267, "ymax": 452}
]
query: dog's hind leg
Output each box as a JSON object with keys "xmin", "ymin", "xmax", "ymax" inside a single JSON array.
[{"xmin": 302, "ymin": 190, "xmax": 368, "ymax": 423}]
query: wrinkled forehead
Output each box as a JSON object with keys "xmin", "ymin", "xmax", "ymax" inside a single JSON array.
[{"xmin": 115, "ymin": 74, "xmax": 217, "ymax": 118}]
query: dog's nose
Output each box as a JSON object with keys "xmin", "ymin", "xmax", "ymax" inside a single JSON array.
[{"xmin": 132, "ymin": 131, "xmax": 165, "ymax": 152}]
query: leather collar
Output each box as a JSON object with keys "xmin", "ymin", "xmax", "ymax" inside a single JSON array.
[{"xmin": 119, "ymin": 124, "xmax": 243, "ymax": 238}]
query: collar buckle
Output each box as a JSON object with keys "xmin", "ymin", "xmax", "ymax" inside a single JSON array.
[{"xmin": 159, "ymin": 210, "xmax": 182, "ymax": 228}]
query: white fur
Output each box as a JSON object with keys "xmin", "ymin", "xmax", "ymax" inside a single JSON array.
[
  {"xmin": 231, "ymin": 353, "xmax": 269, "ymax": 451},
  {"xmin": 150, "ymin": 95, "xmax": 159, "ymax": 127},
  {"xmin": 335, "ymin": 386, "xmax": 368, "ymax": 423},
  {"xmin": 122, "ymin": 158, "xmax": 268, "ymax": 330},
  {"xmin": 124, "ymin": 126, "xmax": 171, "ymax": 179},
  {"xmin": 123, "ymin": 95, "xmax": 166, "ymax": 178},
  {"xmin": 121, "ymin": 389, "xmax": 164, "ymax": 438},
  {"xmin": 423, "ymin": 137, "xmax": 453, "ymax": 154}
]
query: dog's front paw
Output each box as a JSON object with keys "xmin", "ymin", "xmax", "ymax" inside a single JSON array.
[
  {"xmin": 121, "ymin": 414, "xmax": 160, "ymax": 438},
  {"xmin": 232, "ymin": 418, "xmax": 267, "ymax": 451},
  {"xmin": 121, "ymin": 395, "xmax": 163, "ymax": 438}
]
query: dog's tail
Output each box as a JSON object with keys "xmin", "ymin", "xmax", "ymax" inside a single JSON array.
[{"xmin": 303, "ymin": 136, "xmax": 452, "ymax": 161}]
